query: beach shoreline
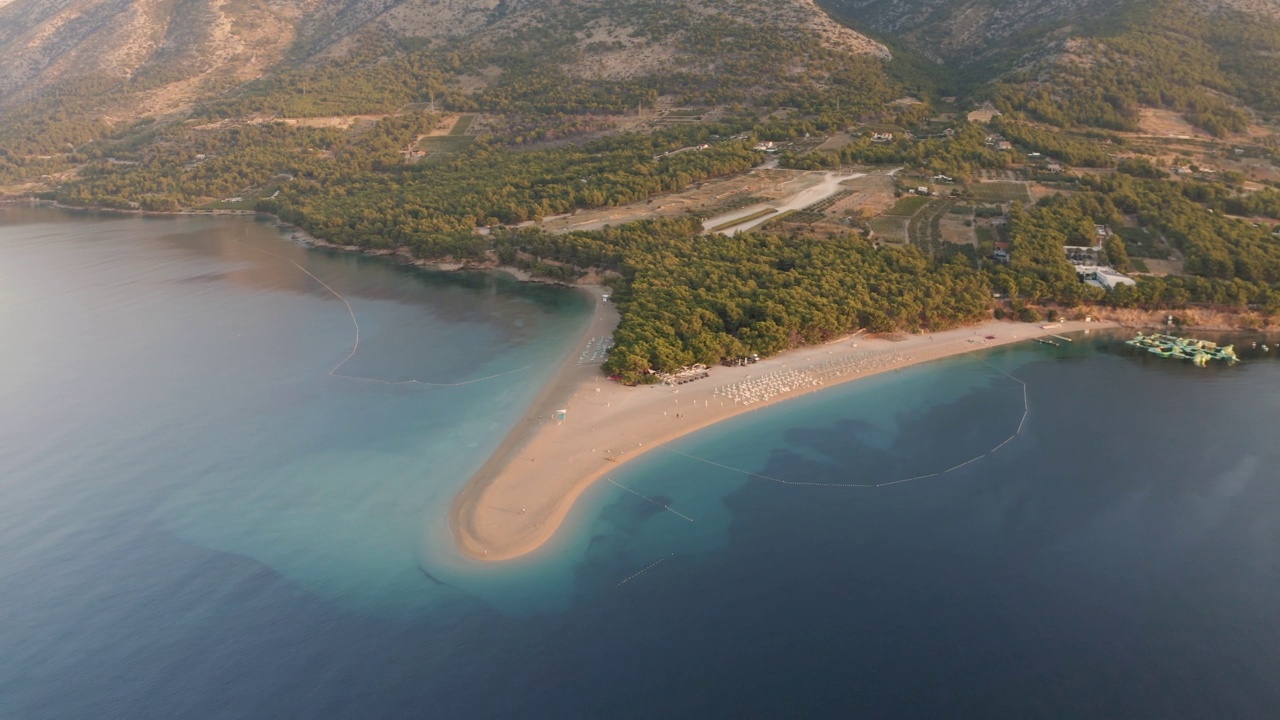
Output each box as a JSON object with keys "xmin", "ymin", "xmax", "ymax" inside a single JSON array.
[
  {"xmin": 19, "ymin": 200, "xmax": 607, "ymax": 289},
  {"xmin": 451, "ymin": 316, "xmax": 1116, "ymax": 562}
]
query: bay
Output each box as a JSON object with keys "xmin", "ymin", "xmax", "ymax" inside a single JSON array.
[{"xmin": 3, "ymin": 207, "xmax": 1278, "ymax": 718}]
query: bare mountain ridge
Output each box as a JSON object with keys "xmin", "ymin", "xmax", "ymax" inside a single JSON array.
[
  {"xmin": 0, "ymin": 0, "xmax": 888, "ymax": 118},
  {"xmin": 296, "ymin": 0, "xmax": 888, "ymax": 56},
  {"xmin": 0, "ymin": 0, "xmax": 308, "ymax": 112}
]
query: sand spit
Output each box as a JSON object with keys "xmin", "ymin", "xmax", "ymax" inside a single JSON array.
[{"xmin": 452, "ymin": 316, "xmax": 1112, "ymax": 561}]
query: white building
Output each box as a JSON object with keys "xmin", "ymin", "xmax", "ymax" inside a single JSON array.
[{"xmin": 1080, "ymin": 266, "xmax": 1136, "ymax": 290}]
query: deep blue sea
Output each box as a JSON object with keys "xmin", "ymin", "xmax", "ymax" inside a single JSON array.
[{"xmin": 3, "ymin": 206, "xmax": 1279, "ymax": 718}]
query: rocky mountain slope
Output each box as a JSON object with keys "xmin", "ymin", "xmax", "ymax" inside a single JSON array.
[
  {"xmin": 821, "ymin": 0, "xmax": 1113, "ymax": 64},
  {"xmin": 0, "ymin": 0, "xmax": 887, "ymax": 116},
  {"xmin": 0, "ymin": 0, "xmax": 307, "ymax": 112},
  {"xmin": 823, "ymin": 0, "xmax": 1280, "ymax": 67}
]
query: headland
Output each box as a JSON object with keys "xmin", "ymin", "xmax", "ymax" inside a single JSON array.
[{"xmin": 451, "ymin": 308, "xmax": 1111, "ymax": 561}]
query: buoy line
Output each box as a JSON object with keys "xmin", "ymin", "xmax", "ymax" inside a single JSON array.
[
  {"xmin": 231, "ymin": 237, "xmax": 530, "ymax": 386},
  {"xmin": 606, "ymin": 477, "xmax": 695, "ymax": 522},
  {"xmin": 617, "ymin": 554, "xmax": 673, "ymax": 586},
  {"xmin": 661, "ymin": 353, "xmax": 1030, "ymax": 490}
]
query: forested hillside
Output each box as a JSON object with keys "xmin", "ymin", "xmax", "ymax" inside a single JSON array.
[
  {"xmin": 820, "ymin": 0, "xmax": 1113, "ymax": 65},
  {"xmin": 2, "ymin": 0, "xmax": 1279, "ymax": 378},
  {"xmin": 991, "ymin": 0, "xmax": 1280, "ymax": 136},
  {"xmin": 0, "ymin": 0, "xmax": 887, "ymax": 155},
  {"xmin": 823, "ymin": 0, "xmax": 1280, "ymax": 137}
]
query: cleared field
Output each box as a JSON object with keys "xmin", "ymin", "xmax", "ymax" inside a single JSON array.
[
  {"xmin": 868, "ymin": 215, "xmax": 908, "ymax": 242},
  {"xmin": 420, "ymin": 135, "xmax": 474, "ymax": 154},
  {"xmin": 708, "ymin": 208, "xmax": 777, "ymax": 233},
  {"xmin": 1030, "ymin": 182, "xmax": 1077, "ymax": 201},
  {"xmin": 816, "ymin": 133, "xmax": 854, "ymax": 151},
  {"xmin": 884, "ymin": 194, "xmax": 930, "ymax": 216},
  {"xmin": 1137, "ymin": 108, "xmax": 1209, "ymax": 139},
  {"xmin": 541, "ymin": 168, "xmax": 801, "ymax": 232},
  {"xmin": 908, "ymin": 198, "xmax": 954, "ymax": 252},
  {"xmin": 969, "ymin": 182, "xmax": 1031, "ymax": 203},
  {"xmin": 195, "ymin": 185, "xmax": 279, "ymax": 210},
  {"xmin": 1115, "ymin": 226, "xmax": 1170, "ymax": 259},
  {"xmin": 1140, "ymin": 257, "xmax": 1187, "ymax": 276},
  {"xmin": 967, "ymin": 107, "xmax": 1000, "ymax": 123},
  {"xmin": 939, "ymin": 212, "xmax": 976, "ymax": 246},
  {"xmin": 264, "ymin": 115, "xmax": 383, "ymax": 129},
  {"xmin": 450, "ymin": 114, "xmax": 476, "ymax": 135}
]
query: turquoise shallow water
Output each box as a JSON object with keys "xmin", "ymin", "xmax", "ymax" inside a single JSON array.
[
  {"xmin": 0, "ymin": 207, "xmax": 597, "ymax": 613},
  {"xmin": 4, "ymin": 207, "xmax": 1280, "ymax": 718}
]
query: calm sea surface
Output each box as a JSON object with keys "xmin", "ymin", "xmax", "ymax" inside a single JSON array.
[{"xmin": 3, "ymin": 207, "xmax": 1279, "ymax": 718}]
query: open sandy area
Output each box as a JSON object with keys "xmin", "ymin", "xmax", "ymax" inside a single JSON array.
[
  {"xmin": 451, "ymin": 310, "xmax": 1111, "ymax": 561},
  {"xmin": 1137, "ymin": 108, "xmax": 1212, "ymax": 139},
  {"xmin": 939, "ymin": 212, "xmax": 977, "ymax": 246},
  {"xmin": 538, "ymin": 167, "xmax": 901, "ymax": 235},
  {"xmin": 702, "ymin": 171, "xmax": 865, "ymax": 234}
]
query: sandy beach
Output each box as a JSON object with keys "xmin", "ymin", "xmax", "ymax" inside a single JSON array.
[{"xmin": 452, "ymin": 310, "xmax": 1113, "ymax": 561}]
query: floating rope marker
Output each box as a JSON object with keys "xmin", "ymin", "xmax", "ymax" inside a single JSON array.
[
  {"xmin": 231, "ymin": 237, "xmax": 529, "ymax": 386},
  {"xmin": 618, "ymin": 554, "xmax": 673, "ymax": 586},
  {"xmin": 606, "ymin": 478, "xmax": 694, "ymax": 522},
  {"xmin": 661, "ymin": 353, "xmax": 1030, "ymax": 490}
]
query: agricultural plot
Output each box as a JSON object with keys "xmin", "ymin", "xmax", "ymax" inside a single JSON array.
[
  {"xmin": 907, "ymin": 199, "xmax": 955, "ymax": 255},
  {"xmin": 815, "ymin": 133, "xmax": 854, "ymax": 151},
  {"xmin": 868, "ymin": 215, "xmax": 908, "ymax": 242},
  {"xmin": 968, "ymin": 182, "xmax": 1031, "ymax": 203},
  {"xmin": 419, "ymin": 135, "xmax": 474, "ymax": 155},
  {"xmin": 450, "ymin": 114, "xmax": 476, "ymax": 135},
  {"xmin": 767, "ymin": 210, "xmax": 824, "ymax": 226},
  {"xmin": 939, "ymin": 209, "xmax": 977, "ymax": 246},
  {"xmin": 653, "ymin": 109, "xmax": 708, "ymax": 126},
  {"xmin": 809, "ymin": 189, "xmax": 852, "ymax": 212},
  {"xmin": 884, "ymin": 194, "xmax": 930, "ymax": 216},
  {"xmin": 708, "ymin": 208, "xmax": 777, "ymax": 233}
]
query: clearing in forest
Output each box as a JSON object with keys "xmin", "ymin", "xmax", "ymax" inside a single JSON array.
[
  {"xmin": 1137, "ymin": 108, "xmax": 1212, "ymax": 139},
  {"xmin": 540, "ymin": 168, "xmax": 864, "ymax": 234},
  {"xmin": 939, "ymin": 207, "xmax": 977, "ymax": 246},
  {"xmin": 969, "ymin": 182, "xmax": 1031, "ymax": 203},
  {"xmin": 883, "ymin": 194, "xmax": 930, "ymax": 216},
  {"xmin": 868, "ymin": 215, "xmax": 908, "ymax": 242}
]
